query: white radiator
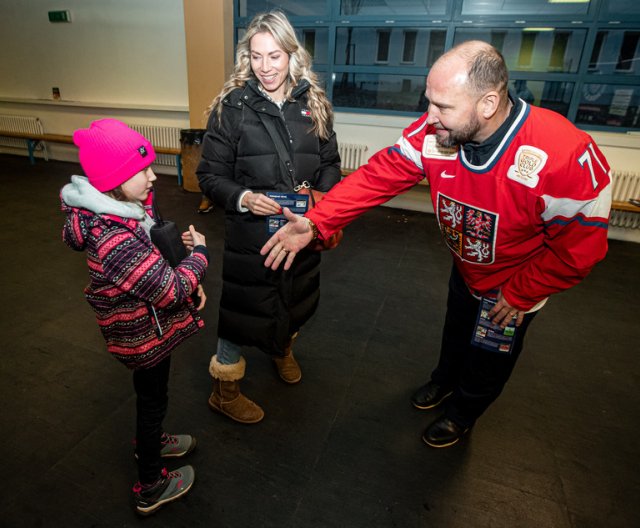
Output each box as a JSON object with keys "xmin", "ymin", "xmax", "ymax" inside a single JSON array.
[
  {"xmin": 338, "ymin": 142, "xmax": 368, "ymax": 172},
  {"xmin": 128, "ymin": 124, "xmax": 181, "ymax": 167},
  {"xmin": 0, "ymin": 114, "xmax": 47, "ymax": 158},
  {"xmin": 610, "ymin": 170, "xmax": 640, "ymax": 229}
]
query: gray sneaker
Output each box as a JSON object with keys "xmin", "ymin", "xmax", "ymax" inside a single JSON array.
[
  {"xmin": 133, "ymin": 465, "xmax": 195, "ymax": 516},
  {"xmin": 134, "ymin": 433, "xmax": 197, "ymax": 459},
  {"xmin": 160, "ymin": 433, "xmax": 197, "ymax": 458}
]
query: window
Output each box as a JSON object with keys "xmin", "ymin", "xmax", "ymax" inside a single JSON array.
[
  {"xmin": 239, "ymin": 0, "xmax": 329, "ymax": 17},
  {"xmin": 402, "ymin": 31, "xmax": 417, "ymax": 63},
  {"xmin": 616, "ymin": 31, "xmax": 640, "ymax": 71},
  {"xmin": 235, "ymin": 0, "xmax": 640, "ymax": 131},
  {"xmin": 332, "ymin": 73, "xmax": 428, "ymax": 112},
  {"xmin": 296, "ymin": 28, "xmax": 330, "ymax": 65},
  {"xmin": 376, "ymin": 30, "xmax": 391, "ymax": 63},
  {"xmin": 576, "ymin": 84, "xmax": 640, "ymax": 127},
  {"xmin": 601, "ymin": 0, "xmax": 640, "ymax": 17},
  {"xmin": 454, "ymin": 28, "xmax": 586, "ymax": 73},
  {"xmin": 336, "ymin": 28, "xmax": 446, "ymax": 67},
  {"xmin": 589, "ymin": 30, "xmax": 640, "ymax": 74},
  {"xmin": 340, "ymin": 0, "xmax": 447, "ymax": 16},
  {"xmin": 303, "ymin": 30, "xmax": 316, "ymax": 59},
  {"xmin": 461, "ymin": 0, "xmax": 592, "ymax": 16}
]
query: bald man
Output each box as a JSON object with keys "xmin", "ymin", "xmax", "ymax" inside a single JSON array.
[{"xmin": 261, "ymin": 41, "xmax": 611, "ymax": 448}]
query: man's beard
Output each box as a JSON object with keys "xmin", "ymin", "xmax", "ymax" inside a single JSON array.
[{"xmin": 435, "ymin": 114, "xmax": 481, "ymax": 148}]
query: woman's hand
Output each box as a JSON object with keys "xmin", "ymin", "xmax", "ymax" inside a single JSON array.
[
  {"xmin": 182, "ymin": 225, "xmax": 206, "ymax": 251},
  {"xmin": 242, "ymin": 191, "xmax": 282, "ymax": 216}
]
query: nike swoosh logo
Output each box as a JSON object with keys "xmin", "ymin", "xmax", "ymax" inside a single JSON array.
[{"xmin": 441, "ymin": 170, "xmax": 455, "ymax": 178}]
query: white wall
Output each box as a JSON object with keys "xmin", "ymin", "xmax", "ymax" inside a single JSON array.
[
  {"xmin": 0, "ymin": 0, "xmax": 190, "ymax": 170},
  {"xmin": 0, "ymin": 0, "xmax": 188, "ymax": 107}
]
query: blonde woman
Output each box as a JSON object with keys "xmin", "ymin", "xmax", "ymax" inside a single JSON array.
[{"xmin": 197, "ymin": 11, "xmax": 341, "ymax": 424}]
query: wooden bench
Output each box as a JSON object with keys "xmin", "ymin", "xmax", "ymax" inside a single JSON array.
[
  {"xmin": 0, "ymin": 130, "xmax": 184, "ymax": 185},
  {"xmin": 611, "ymin": 200, "xmax": 640, "ymax": 213}
]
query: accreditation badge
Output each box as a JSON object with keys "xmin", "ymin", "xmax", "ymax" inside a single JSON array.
[
  {"xmin": 471, "ymin": 298, "xmax": 517, "ymax": 354},
  {"xmin": 265, "ymin": 192, "xmax": 309, "ymax": 234}
]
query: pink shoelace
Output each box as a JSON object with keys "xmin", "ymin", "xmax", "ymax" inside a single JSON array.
[{"xmin": 133, "ymin": 467, "xmax": 173, "ymax": 493}]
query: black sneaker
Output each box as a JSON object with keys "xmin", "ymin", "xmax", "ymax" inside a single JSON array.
[
  {"xmin": 411, "ymin": 381, "xmax": 453, "ymax": 410},
  {"xmin": 422, "ymin": 416, "xmax": 469, "ymax": 448},
  {"xmin": 133, "ymin": 465, "xmax": 194, "ymax": 516}
]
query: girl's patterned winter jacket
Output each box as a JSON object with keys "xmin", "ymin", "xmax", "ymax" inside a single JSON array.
[{"xmin": 61, "ymin": 175, "xmax": 208, "ymax": 369}]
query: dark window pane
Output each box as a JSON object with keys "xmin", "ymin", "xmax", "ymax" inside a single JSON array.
[
  {"xmin": 239, "ymin": 0, "xmax": 329, "ymax": 17},
  {"xmin": 336, "ymin": 27, "xmax": 447, "ymax": 67},
  {"xmin": 377, "ymin": 30, "xmax": 391, "ymax": 62},
  {"xmin": 512, "ymin": 80, "xmax": 537, "ymax": 105},
  {"xmin": 588, "ymin": 30, "xmax": 640, "ymax": 74},
  {"xmin": 316, "ymin": 71, "xmax": 328, "ymax": 91},
  {"xmin": 454, "ymin": 28, "xmax": 586, "ymax": 73},
  {"xmin": 601, "ymin": 0, "xmax": 640, "ymax": 16},
  {"xmin": 589, "ymin": 32, "xmax": 607, "ymax": 70},
  {"xmin": 304, "ymin": 30, "xmax": 316, "ymax": 59},
  {"xmin": 428, "ymin": 31, "xmax": 446, "ymax": 67},
  {"xmin": 511, "ymin": 79, "xmax": 573, "ymax": 116},
  {"xmin": 616, "ymin": 32, "xmax": 640, "ymax": 71},
  {"xmin": 461, "ymin": 0, "xmax": 591, "ymax": 16},
  {"xmin": 550, "ymin": 31, "xmax": 572, "ymax": 70},
  {"xmin": 576, "ymin": 84, "xmax": 640, "ymax": 128},
  {"xmin": 332, "ymin": 73, "xmax": 427, "ymax": 112},
  {"xmin": 538, "ymin": 81, "xmax": 574, "ymax": 117},
  {"xmin": 340, "ymin": 0, "xmax": 447, "ymax": 16},
  {"xmin": 403, "ymin": 31, "xmax": 417, "ymax": 63},
  {"xmin": 294, "ymin": 27, "xmax": 329, "ymax": 65}
]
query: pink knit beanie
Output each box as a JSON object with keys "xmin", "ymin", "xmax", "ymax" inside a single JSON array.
[{"xmin": 73, "ymin": 119, "xmax": 156, "ymax": 192}]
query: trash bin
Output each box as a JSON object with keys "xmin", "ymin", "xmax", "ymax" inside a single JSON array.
[{"xmin": 180, "ymin": 128, "xmax": 206, "ymax": 192}]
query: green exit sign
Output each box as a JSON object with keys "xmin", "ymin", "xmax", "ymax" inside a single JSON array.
[{"xmin": 48, "ymin": 10, "xmax": 71, "ymax": 23}]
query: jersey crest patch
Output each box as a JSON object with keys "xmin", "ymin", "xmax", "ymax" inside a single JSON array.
[
  {"xmin": 437, "ymin": 193, "xmax": 497, "ymax": 264},
  {"xmin": 507, "ymin": 145, "xmax": 547, "ymax": 189},
  {"xmin": 422, "ymin": 134, "xmax": 458, "ymax": 160}
]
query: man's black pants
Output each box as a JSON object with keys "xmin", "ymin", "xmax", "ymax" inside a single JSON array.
[{"xmin": 431, "ymin": 266, "xmax": 537, "ymax": 429}]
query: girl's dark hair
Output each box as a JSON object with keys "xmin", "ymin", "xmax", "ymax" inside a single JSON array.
[{"xmin": 107, "ymin": 186, "xmax": 127, "ymax": 202}]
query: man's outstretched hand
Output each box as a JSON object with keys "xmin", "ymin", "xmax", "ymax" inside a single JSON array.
[{"xmin": 260, "ymin": 207, "xmax": 314, "ymax": 270}]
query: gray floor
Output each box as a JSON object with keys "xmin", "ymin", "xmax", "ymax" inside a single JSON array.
[{"xmin": 1, "ymin": 154, "xmax": 639, "ymax": 528}]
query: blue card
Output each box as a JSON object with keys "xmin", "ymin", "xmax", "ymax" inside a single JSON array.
[
  {"xmin": 471, "ymin": 298, "xmax": 517, "ymax": 354},
  {"xmin": 266, "ymin": 192, "xmax": 309, "ymax": 234}
]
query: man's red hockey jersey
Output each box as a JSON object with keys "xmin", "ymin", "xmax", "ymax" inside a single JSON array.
[{"xmin": 306, "ymin": 103, "xmax": 611, "ymax": 311}]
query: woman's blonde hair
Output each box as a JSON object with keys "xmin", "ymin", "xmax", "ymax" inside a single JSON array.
[{"xmin": 205, "ymin": 11, "xmax": 333, "ymax": 140}]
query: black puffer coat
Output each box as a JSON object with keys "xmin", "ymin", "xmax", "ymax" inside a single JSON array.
[{"xmin": 197, "ymin": 79, "xmax": 341, "ymax": 355}]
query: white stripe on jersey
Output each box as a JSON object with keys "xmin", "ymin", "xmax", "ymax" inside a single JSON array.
[
  {"xmin": 460, "ymin": 102, "xmax": 529, "ymax": 172},
  {"xmin": 397, "ymin": 135, "xmax": 424, "ymax": 170},
  {"xmin": 541, "ymin": 182, "xmax": 612, "ymax": 221},
  {"xmin": 407, "ymin": 115, "xmax": 430, "ymax": 138}
]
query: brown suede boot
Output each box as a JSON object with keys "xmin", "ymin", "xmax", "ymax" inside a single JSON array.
[
  {"xmin": 272, "ymin": 333, "xmax": 302, "ymax": 384},
  {"xmin": 208, "ymin": 355, "xmax": 264, "ymax": 424}
]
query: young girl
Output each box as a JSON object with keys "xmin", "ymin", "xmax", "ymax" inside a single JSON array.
[{"xmin": 60, "ymin": 119, "xmax": 209, "ymax": 515}]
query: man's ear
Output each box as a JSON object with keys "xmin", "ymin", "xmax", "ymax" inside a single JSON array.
[{"xmin": 478, "ymin": 91, "xmax": 500, "ymax": 119}]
